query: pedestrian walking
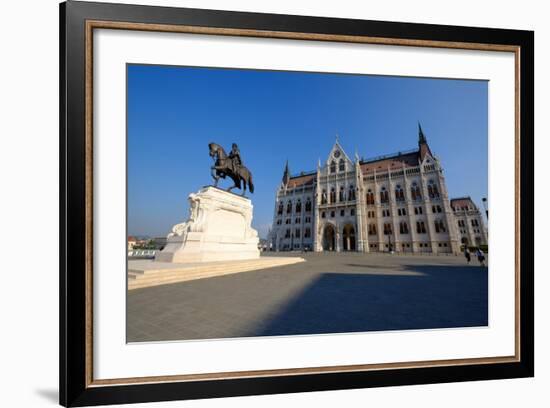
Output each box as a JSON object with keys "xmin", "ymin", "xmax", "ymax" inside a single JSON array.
[
  {"xmin": 476, "ymin": 248, "xmax": 486, "ymax": 267},
  {"xmin": 464, "ymin": 246, "xmax": 471, "ymax": 263}
]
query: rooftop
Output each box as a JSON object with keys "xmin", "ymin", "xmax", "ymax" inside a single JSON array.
[{"xmin": 360, "ymin": 150, "xmax": 420, "ymax": 173}]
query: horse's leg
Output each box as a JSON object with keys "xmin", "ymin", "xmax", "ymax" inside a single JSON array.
[
  {"xmin": 210, "ymin": 167, "xmax": 219, "ymax": 187},
  {"xmin": 241, "ymin": 178, "xmax": 246, "ymax": 196},
  {"xmin": 227, "ymin": 176, "xmax": 240, "ymax": 193}
]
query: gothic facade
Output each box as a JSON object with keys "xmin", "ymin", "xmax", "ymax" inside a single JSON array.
[{"xmin": 270, "ymin": 125, "xmax": 488, "ymax": 254}]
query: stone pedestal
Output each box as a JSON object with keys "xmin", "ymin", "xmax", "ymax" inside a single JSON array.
[{"xmin": 155, "ymin": 186, "xmax": 260, "ymax": 263}]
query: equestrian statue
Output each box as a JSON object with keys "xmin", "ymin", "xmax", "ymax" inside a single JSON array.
[{"xmin": 208, "ymin": 142, "xmax": 254, "ymax": 195}]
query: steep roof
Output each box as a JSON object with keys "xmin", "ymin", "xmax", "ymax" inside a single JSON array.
[
  {"xmin": 287, "ymin": 173, "xmax": 316, "ymax": 188},
  {"xmin": 359, "ymin": 151, "xmax": 420, "ymax": 174},
  {"xmin": 450, "ymin": 197, "xmax": 477, "ymax": 210}
]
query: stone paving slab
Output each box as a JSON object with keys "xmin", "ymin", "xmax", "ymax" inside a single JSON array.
[{"xmin": 127, "ymin": 252, "xmax": 488, "ymax": 343}]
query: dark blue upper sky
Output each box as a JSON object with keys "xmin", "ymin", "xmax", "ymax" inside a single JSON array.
[{"xmin": 127, "ymin": 64, "xmax": 488, "ymax": 238}]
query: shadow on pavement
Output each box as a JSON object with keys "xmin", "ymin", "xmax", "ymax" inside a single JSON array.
[{"xmin": 248, "ymin": 264, "xmax": 488, "ymax": 337}]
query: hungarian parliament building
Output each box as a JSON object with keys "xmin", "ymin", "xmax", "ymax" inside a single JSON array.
[{"xmin": 270, "ymin": 125, "xmax": 487, "ymax": 254}]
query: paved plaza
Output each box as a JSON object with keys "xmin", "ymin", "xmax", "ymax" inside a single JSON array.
[{"xmin": 127, "ymin": 252, "xmax": 488, "ymax": 342}]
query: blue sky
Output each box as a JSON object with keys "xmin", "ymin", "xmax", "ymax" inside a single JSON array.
[{"xmin": 127, "ymin": 64, "xmax": 488, "ymax": 239}]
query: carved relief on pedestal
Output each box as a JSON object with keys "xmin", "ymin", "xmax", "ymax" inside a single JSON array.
[{"xmin": 156, "ymin": 186, "xmax": 260, "ymax": 263}]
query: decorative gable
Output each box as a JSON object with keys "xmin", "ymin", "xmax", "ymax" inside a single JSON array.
[{"xmin": 326, "ymin": 138, "xmax": 353, "ymax": 174}]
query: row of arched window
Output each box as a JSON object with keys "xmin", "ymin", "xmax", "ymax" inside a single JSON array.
[
  {"xmin": 277, "ymin": 197, "xmax": 313, "ymax": 215},
  {"xmin": 279, "ymin": 179, "xmax": 441, "ymax": 215},
  {"xmin": 329, "ymin": 159, "xmax": 346, "ymax": 174},
  {"xmin": 365, "ymin": 180, "xmax": 439, "ymax": 206},
  {"xmin": 321, "ymin": 185, "xmax": 356, "ymax": 204},
  {"xmin": 457, "ymin": 219, "xmax": 481, "ymax": 228},
  {"xmin": 366, "ymin": 219, "xmax": 447, "ymax": 236},
  {"xmin": 283, "ymin": 227, "xmax": 312, "ymax": 239}
]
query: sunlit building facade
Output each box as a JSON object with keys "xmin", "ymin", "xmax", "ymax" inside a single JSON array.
[{"xmin": 270, "ymin": 125, "xmax": 487, "ymax": 254}]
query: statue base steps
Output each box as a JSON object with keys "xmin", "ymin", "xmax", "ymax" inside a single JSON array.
[
  {"xmin": 155, "ymin": 186, "xmax": 260, "ymax": 263},
  {"xmin": 128, "ymin": 257, "xmax": 305, "ymax": 290}
]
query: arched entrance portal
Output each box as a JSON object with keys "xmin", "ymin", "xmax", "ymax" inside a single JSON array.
[
  {"xmin": 322, "ymin": 224, "xmax": 336, "ymax": 251},
  {"xmin": 343, "ymin": 224, "xmax": 356, "ymax": 251}
]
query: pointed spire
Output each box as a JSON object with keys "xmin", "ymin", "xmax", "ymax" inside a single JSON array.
[
  {"xmin": 335, "ymin": 133, "xmax": 340, "ymax": 143},
  {"xmin": 418, "ymin": 122, "xmax": 427, "ymax": 145},
  {"xmin": 282, "ymin": 160, "xmax": 290, "ymax": 185},
  {"xmin": 354, "ymin": 148, "xmax": 360, "ymax": 162},
  {"xmin": 417, "ymin": 122, "xmax": 432, "ymax": 160}
]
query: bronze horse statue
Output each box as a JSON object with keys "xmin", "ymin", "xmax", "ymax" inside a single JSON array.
[{"xmin": 208, "ymin": 142, "xmax": 254, "ymax": 195}]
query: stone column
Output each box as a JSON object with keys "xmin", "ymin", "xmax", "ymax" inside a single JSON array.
[
  {"xmin": 336, "ymin": 222, "xmax": 341, "ymax": 252},
  {"xmin": 437, "ymin": 166, "xmax": 459, "ymax": 254},
  {"xmin": 355, "ymin": 161, "xmax": 367, "ymax": 252},
  {"xmin": 419, "ymin": 164, "xmax": 436, "ymax": 254},
  {"xmin": 388, "ymin": 167, "xmax": 400, "ymax": 252}
]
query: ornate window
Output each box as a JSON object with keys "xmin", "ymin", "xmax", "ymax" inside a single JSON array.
[
  {"xmin": 432, "ymin": 205, "xmax": 442, "ymax": 213},
  {"xmin": 428, "ymin": 179, "xmax": 440, "ymax": 198},
  {"xmin": 286, "ymin": 200, "xmax": 292, "ymax": 214},
  {"xmin": 339, "ymin": 159, "xmax": 345, "ymax": 172},
  {"xmin": 366, "ymin": 189, "xmax": 375, "ymax": 205},
  {"xmin": 368, "ymin": 223, "xmax": 377, "ymax": 235},
  {"xmin": 380, "ymin": 186, "xmax": 389, "ymax": 204},
  {"xmin": 348, "ymin": 185, "xmax": 356, "ymax": 201},
  {"xmin": 285, "ymin": 229, "xmax": 290, "ymax": 238},
  {"xmin": 434, "ymin": 219, "xmax": 446, "ymax": 233},
  {"xmin": 277, "ymin": 201, "xmax": 283, "ymax": 215},
  {"xmin": 411, "ymin": 182, "xmax": 422, "ymax": 201},
  {"xmin": 305, "ymin": 197, "xmax": 312, "ymax": 212},
  {"xmin": 295, "ymin": 199, "xmax": 302, "ymax": 213},
  {"xmin": 416, "ymin": 221, "xmax": 427, "ymax": 234},
  {"xmin": 339, "ymin": 186, "xmax": 345, "ymax": 202},
  {"xmin": 330, "ymin": 188, "xmax": 336, "ymax": 204},
  {"xmin": 383, "ymin": 223, "xmax": 393, "ymax": 235},
  {"xmin": 395, "ymin": 185, "xmax": 405, "ymax": 202},
  {"xmin": 305, "ymin": 228, "xmax": 311, "ymax": 238},
  {"xmin": 350, "ymin": 209, "xmax": 355, "ymax": 216},
  {"xmin": 330, "ymin": 160, "xmax": 336, "ymax": 174},
  {"xmin": 400, "ymin": 221, "xmax": 409, "ymax": 234},
  {"xmin": 295, "ymin": 228, "xmax": 301, "ymax": 238}
]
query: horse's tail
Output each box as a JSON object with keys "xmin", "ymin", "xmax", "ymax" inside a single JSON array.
[{"xmin": 248, "ymin": 171, "xmax": 254, "ymax": 193}]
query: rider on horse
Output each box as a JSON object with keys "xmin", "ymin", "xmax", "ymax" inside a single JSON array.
[
  {"xmin": 209, "ymin": 142, "xmax": 254, "ymax": 195},
  {"xmin": 228, "ymin": 143, "xmax": 242, "ymax": 173}
]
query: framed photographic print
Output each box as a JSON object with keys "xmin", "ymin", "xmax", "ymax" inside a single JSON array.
[{"xmin": 60, "ymin": 1, "xmax": 534, "ymax": 406}]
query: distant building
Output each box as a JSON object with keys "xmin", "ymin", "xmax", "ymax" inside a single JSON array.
[
  {"xmin": 451, "ymin": 197, "xmax": 488, "ymax": 247},
  {"xmin": 127, "ymin": 236, "xmax": 137, "ymax": 250},
  {"xmin": 270, "ymin": 124, "xmax": 487, "ymax": 254}
]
